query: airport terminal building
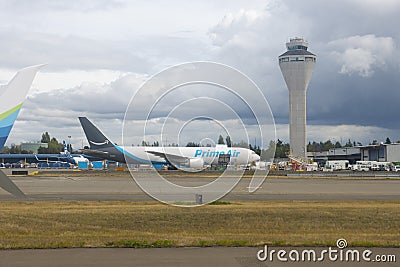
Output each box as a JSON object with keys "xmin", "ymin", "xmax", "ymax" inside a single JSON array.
[{"xmin": 307, "ymin": 147, "xmax": 361, "ymax": 164}]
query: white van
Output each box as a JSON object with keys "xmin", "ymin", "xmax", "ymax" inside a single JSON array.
[{"xmin": 323, "ymin": 160, "xmax": 349, "ymax": 171}]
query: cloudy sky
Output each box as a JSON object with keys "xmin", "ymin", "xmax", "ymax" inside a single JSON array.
[{"xmin": 0, "ymin": 0, "xmax": 399, "ymax": 149}]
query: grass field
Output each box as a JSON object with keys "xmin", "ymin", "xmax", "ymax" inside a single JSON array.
[{"xmin": 0, "ymin": 201, "xmax": 399, "ymax": 249}]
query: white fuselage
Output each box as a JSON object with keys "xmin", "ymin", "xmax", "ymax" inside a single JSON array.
[{"xmin": 118, "ymin": 145, "xmax": 260, "ymax": 166}]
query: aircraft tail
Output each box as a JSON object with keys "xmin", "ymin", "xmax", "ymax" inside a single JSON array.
[
  {"xmin": 78, "ymin": 117, "xmax": 114, "ymax": 149},
  {"xmin": 0, "ymin": 64, "xmax": 45, "ymax": 150},
  {"xmin": 62, "ymin": 140, "xmax": 71, "ymax": 157}
]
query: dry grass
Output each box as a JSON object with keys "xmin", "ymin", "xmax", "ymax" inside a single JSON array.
[{"xmin": 0, "ymin": 201, "xmax": 399, "ymax": 249}]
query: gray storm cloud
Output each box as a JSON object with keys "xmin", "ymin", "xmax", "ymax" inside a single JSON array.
[{"xmin": 1, "ymin": 0, "xmax": 400, "ymax": 147}]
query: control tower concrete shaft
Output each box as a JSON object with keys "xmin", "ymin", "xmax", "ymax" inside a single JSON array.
[{"xmin": 278, "ymin": 38, "xmax": 316, "ymax": 159}]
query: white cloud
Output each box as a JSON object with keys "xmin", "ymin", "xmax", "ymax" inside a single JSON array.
[
  {"xmin": 209, "ymin": 9, "xmax": 265, "ymax": 47},
  {"xmin": 329, "ymin": 34, "xmax": 395, "ymax": 77}
]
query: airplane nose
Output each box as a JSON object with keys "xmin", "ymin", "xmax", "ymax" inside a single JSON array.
[{"xmin": 254, "ymin": 154, "xmax": 260, "ymax": 161}]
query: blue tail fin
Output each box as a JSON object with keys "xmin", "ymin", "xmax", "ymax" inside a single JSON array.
[{"xmin": 63, "ymin": 140, "xmax": 71, "ymax": 157}]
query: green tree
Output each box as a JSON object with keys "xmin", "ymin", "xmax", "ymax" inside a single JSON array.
[
  {"xmin": 385, "ymin": 137, "xmax": 391, "ymax": 144},
  {"xmin": 217, "ymin": 135, "xmax": 225, "ymax": 145},
  {"xmin": 2, "ymin": 145, "xmax": 9, "ymax": 153},
  {"xmin": 274, "ymin": 139, "xmax": 290, "ymax": 158},
  {"xmin": 334, "ymin": 141, "xmax": 342, "ymax": 148},
  {"xmin": 323, "ymin": 140, "xmax": 334, "ymax": 151},
  {"xmin": 9, "ymin": 144, "xmax": 21, "ymax": 154},
  {"xmin": 38, "ymin": 133, "xmax": 63, "ymax": 154},
  {"xmin": 307, "ymin": 142, "xmax": 314, "ymax": 152},
  {"xmin": 141, "ymin": 140, "xmax": 150, "ymax": 146},
  {"xmin": 186, "ymin": 142, "xmax": 200, "ymax": 147},
  {"xmin": 344, "ymin": 139, "xmax": 353, "ymax": 147},
  {"xmin": 225, "ymin": 136, "xmax": 232, "ymax": 147},
  {"xmin": 41, "ymin": 132, "xmax": 51, "ymax": 143},
  {"xmin": 46, "ymin": 137, "xmax": 63, "ymax": 153}
]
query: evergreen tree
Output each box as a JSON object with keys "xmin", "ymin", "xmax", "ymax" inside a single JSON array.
[
  {"xmin": 141, "ymin": 140, "xmax": 150, "ymax": 146},
  {"xmin": 334, "ymin": 141, "xmax": 342, "ymax": 148},
  {"xmin": 323, "ymin": 140, "xmax": 334, "ymax": 150},
  {"xmin": 344, "ymin": 139, "xmax": 353, "ymax": 147},
  {"xmin": 37, "ymin": 133, "xmax": 64, "ymax": 154},
  {"xmin": 186, "ymin": 142, "xmax": 200, "ymax": 147},
  {"xmin": 274, "ymin": 139, "xmax": 290, "ymax": 158},
  {"xmin": 217, "ymin": 135, "xmax": 225, "ymax": 145},
  {"xmin": 41, "ymin": 132, "xmax": 51, "ymax": 143},
  {"xmin": 225, "ymin": 136, "xmax": 232, "ymax": 147}
]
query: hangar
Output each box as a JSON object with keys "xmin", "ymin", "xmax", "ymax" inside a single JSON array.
[
  {"xmin": 359, "ymin": 143, "xmax": 400, "ymax": 162},
  {"xmin": 307, "ymin": 147, "xmax": 361, "ymax": 164}
]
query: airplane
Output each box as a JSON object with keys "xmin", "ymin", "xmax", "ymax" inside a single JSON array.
[
  {"xmin": 78, "ymin": 117, "xmax": 261, "ymax": 170},
  {"xmin": 0, "ymin": 141, "xmax": 97, "ymax": 167},
  {"xmin": 0, "ymin": 64, "xmax": 45, "ymax": 197},
  {"xmin": 60, "ymin": 141, "xmax": 91, "ymax": 165},
  {"xmin": 32, "ymin": 141, "xmax": 90, "ymax": 166}
]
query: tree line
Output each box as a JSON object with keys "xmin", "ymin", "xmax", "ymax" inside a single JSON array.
[
  {"xmin": 1, "ymin": 132, "xmax": 67, "ymax": 154},
  {"xmin": 155, "ymin": 134, "xmax": 400, "ymax": 160}
]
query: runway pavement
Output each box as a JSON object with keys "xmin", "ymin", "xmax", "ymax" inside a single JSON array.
[
  {"xmin": 1, "ymin": 174, "xmax": 399, "ymax": 267},
  {"xmin": 0, "ymin": 174, "xmax": 399, "ymax": 201},
  {"xmin": 0, "ymin": 247, "xmax": 398, "ymax": 267}
]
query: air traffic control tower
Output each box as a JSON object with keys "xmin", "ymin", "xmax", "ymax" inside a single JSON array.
[{"xmin": 279, "ymin": 37, "xmax": 316, "ymax": 159}]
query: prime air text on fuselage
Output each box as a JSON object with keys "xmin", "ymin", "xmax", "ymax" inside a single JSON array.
[{"xmin": 194, "ymin": 149, "xmax": 240, "ymax": 158}]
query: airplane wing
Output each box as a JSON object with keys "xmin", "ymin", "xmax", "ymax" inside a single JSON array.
[
  {"xmin": 145, "ymin": 150, "xmax": 189, "ymax": 165},
  {"xmin": 34, "ymin": 155, "xmax": 64, "ymax": 163}
]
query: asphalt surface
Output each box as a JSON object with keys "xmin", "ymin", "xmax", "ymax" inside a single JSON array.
[
  {"xmin": 0, "ymin": 247, "xmax": 398, "ymax": 267},
  {"xmin": 0, "ymin": 174, "xmax": 400, "ymax": 202},
  {"xmin": 0, "ymin": 174, "xmax": 399, "ymax": 201},
  {"xmin": 1, "ymin": 173, "xmax": 399, "ymax": 267}
]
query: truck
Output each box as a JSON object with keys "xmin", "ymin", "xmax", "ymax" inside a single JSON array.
[
  {"xmin": 322, "ymin": 160, "xmax": 349, "ymax": 171},
  {"xmin": 306, "ymin": 162, "xmax": 318, "ymax": 171},
  {"xmin": 370, "ymin": 161, "xmax": 391, "ymax": 171},
  {"xmin": 353, "ymin": 161, "xmax": 373, "ymax": 171}
]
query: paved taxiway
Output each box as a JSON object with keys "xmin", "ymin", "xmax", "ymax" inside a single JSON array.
[{"xmin": 0, "ymin": 174, "xmax": 399, "ymax": 201}]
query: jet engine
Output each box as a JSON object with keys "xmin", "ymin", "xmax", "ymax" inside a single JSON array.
[{"xmin": 188, "ymin": 158, "xmax": 204, "ymax": 169}]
